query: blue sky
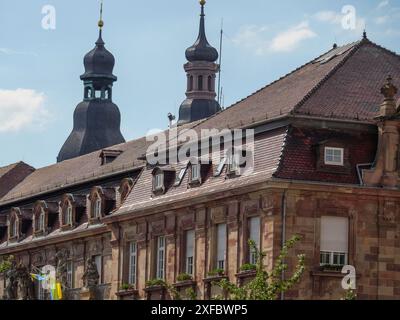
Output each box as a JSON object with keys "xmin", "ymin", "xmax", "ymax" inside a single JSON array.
[{"xmin": 0, "ymin": 0, "xmax": 399, "ymax": 168}]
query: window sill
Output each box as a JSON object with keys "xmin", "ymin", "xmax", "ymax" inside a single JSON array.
[
  {"xmin": 173, "ymin": 280, "xmax": 196, "ymax": 289},
  {"xmin": 116, "ymin": 289, "xmax": 139, "ymax": 298},
  {"xmin": 236, "ymin": 270, "xmax": 257, "ymax": 279},
  {"xmin": 203, "ymin": 275, "xmax": 228, "ymax": 284}
]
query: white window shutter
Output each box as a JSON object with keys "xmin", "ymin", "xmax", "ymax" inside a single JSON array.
[{"xmin": 320, "ymin": 216, "xmax": 349, "ymax": 253}]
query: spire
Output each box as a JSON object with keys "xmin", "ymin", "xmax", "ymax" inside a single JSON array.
[
  {"xmin": 178, "ymin": 0, "xmax": 221, "ymax": 126},
  {"xmin": 57, "ymin": 0, "xmax": 125, "ymax": 163},
  {"xmin": 97, "ymin": 0, "xmax": 105, "ymax": 45},
  {"xmin": 363, "ymin": 29, "xmax": 368, "ymax": 40},
  {"xmin": 185, "ymin": 0, "xmax": 219, "ymax": 62}
]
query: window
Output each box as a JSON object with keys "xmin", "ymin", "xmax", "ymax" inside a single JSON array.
[
  {"xmin": 66, "ymin": 204, "xmax": 73, "ymax": 226},
  {"xmin": 216, "ymin": 224, "xmax": 227, "ymax": 270},
  {"xmin": 227, "ymin": 152, "xmax": 240, "ymax": 174},
  {"xmin": 94, "ymin": 255, "xmax": 103, "ymax": 284},
  {"xmin": 208, "ymin": 76, "xmax": 212, "ymax": 91},
  {"xmin": 93, "ymin": 197, "xmax": 102, "ymax": 218},
  {"xmin": 35, "ymin": 208, "xmax": 45, "ymax": 233},
  {"xmin": 156, "ymin": 236, "xmax": 165, "ymax": 279},
  {"xmin": 66, "ymin": 261, "xmax": 74, "ymax": 289},
  {"xmin": 249, "ymin": 217, "xmax": 261, "ymax": 264},
  {"xmin": 175, "ymin": 167, "xmax": 187, "ymax": 186},
  {"xmin": 189, "ymin": 76, "xmax": 194, "ymax": 91},
  {"xmin": 185, "ymin": 230, "xmax": 195, "ymax": 275},
  {"xmin": 198, "ymin": 75, "xmax": 203, "ymax": 91},
  {"xmin": 215, "ymin": 158, "xmax": 227, "ymax": 177},
  {"xmin": 9, "ymin": 216, "xmax": 17, "ymax": 238},
  {"xmin": 191, "ymin": 164, "xmax": 201, "ymax": 182},
  {"xmin": 324, "ymin": 147, "xmax": 344, "ymax": 166},
  {"xmin": 154, "ymin": 173, "xmax": 164, "ymax": 190},
  {"xmin": 320, "ymin": 216, "xmax": 349, "ymax": 267},
  {"xmin": 128, "ymin": 242, "xmax": 137, "ymax": 286}
]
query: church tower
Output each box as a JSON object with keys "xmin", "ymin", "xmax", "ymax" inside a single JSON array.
[
  {"xmin": 178, "ymin": 0, "xmax": 221, "ymax": 126},
  {"xmin": 57, "ymin": 4, "xmax": 125, "ymax": 162}
]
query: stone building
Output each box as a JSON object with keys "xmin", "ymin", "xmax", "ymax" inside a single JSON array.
[{"xmin": 0, "ymin": 2, "xmax": 400, "ymax": 300}]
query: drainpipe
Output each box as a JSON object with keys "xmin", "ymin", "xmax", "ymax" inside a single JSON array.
[
  {"xmin": 356, "ymin": 163, "xmax": 373, "ymax": 185},
  {"xmin": 280, "ymin": 190, "xmax": 287, "ymax": 301},
  {"xmin": 117, "ymin": 224, "xmax": 122, "ymax": 296}
]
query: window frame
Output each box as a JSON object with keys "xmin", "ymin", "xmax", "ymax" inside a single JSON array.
[
  {"xmin": 216, "ymin": 223, "xmax": 227, "ymax": 271},
  {"xmin": 248, "ymin": 216, "xmax": 261, "ymax": 265},
  {"xmin": 66, "ymin": 260, "xmax": 74, "ymax": 289},
  {"xmin": 93, "ymin": 197, "xmax": 102, "ymax": 219},
  {"xmin": 324, "ymin": 147, "xmax": 344, "ymax": 166},
  {"xmin": 154, "ymin": 172, "xmax": 164, "ymax": 191},
  {"xmin": 184, "ymin": 230, "xmax": 195, "ymax": 276},
  {"xmin": 128, "ymin": 242, "xmax": 138, "ymax": 286},
  {"xmin": 156, "ymin": 236, "xmax": 166, "ymax": 280}
]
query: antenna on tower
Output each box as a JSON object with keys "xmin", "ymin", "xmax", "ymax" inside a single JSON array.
[{"xmin": 217, "ymin": 18, "xmax": 224, "ymax": 106}]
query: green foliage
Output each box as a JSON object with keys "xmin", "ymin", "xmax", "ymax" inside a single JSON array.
[
  {"xmin": 213, "ymin": 236, "xmax": 306, "ymax": 300},
  {"xmin": 120, "ymin": 283, "xmax": 135, "ymax": 291},
  {"xmin": 177, "ymin": 273, "xmax": 193, "ymax": 282},
  {"xmin": 0, "ymin": 256, "xmax": 12, "ymax": 273},
  {"xmin": 207, "ymin": 268, "xmax": 225, "ymax": 277},
  {"xmin": 145, "ymin": 278, "xmax": 167, "ymax": 288},
  {"xmin": 342, "ymin": 286, "xmax": 357, "ymax": 300},
  {"xmin": 240, "ymin": 263, "xmax": 257, "ymax": 272},
  {"xmin": 185, "ymin": 287, "xmax": 197, "ymax": 300}
]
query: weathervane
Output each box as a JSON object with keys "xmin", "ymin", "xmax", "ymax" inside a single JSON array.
[{"xmin": 98, "ymin": 0, "xmax": 104, "ymax": 29}]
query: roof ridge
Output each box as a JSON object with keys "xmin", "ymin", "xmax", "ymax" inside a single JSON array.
[
  {"xmin": 292, "ymin": 40, "xmax": 364, "ymax": 114},
  {"xmin": 190, "ymin": 42, "xmax": 357, "ymax": 131}
]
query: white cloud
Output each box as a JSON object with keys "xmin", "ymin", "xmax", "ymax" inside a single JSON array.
[
  {"xmin": 270, "ymin": 21, "xmax": 317, "ymax": 53},
  {"xmin": 0, "ymin": 48, "xmax": 38, "ymax": 56},
  {"xmin": 378, "ymin": 1, "xmax": 390, "ymax": 9},
  {"xmin": 233, "ymin": 21, "xmax": 316, "ymax": 55},
  {"xmin": 313, "ymin": 11, "xmax": 342, "ymax": 24},
  {"xmin": 375, "ymin": 15, "xmax": 390, "ymax": 25},
  {"xmin": 0, "ymin": 89, "xmax": 49, "ymax": 132}
]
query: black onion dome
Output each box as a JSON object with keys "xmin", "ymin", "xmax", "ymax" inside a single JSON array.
[
  {"xmin": 185, "ymin": 4, "xmax": 218, "ymax": 63},
  {"xmin": 81, "ymin": 30, "xmax": 116, "ymax": 80}
]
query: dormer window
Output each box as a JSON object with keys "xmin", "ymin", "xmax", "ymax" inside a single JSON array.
[
  {"xmin": 324, "ymin": 147, "xmax": 344, "ymax": 166},
  {"xmin": 35, "ymin": 208, "xmax": 45, "ymax": 233},
  {"xmin": 214, "ymin": 158, "xmax": 227, "ymax": 177},
  {"xmin": 9, "ymin": 214, "xmax": 18, "ymax": 239},
  {"xmin": 100, "ymin": 149, "xmax": 123, "ymax": 165},
  {"xmin": 65, "ymin": 203, "xmax": 73, "ymax": 226},
  {"xmin": 191, "ymin": 163, "xmax": 201, "ymax": 182},
  {"xmin": 94, "ymin": 197, "xmax": 102, "ymax": 218},
  {"xmin": 188, "ymin": 160, "xmax": 211, "ymax": 186},
  {"xmin": 175, "ymin": 166, "xmax": 188, "ymax": 187},
  {"xmin": 119, "ymin": 178, "xmax": 135, "ymax": 205},
  {"xmin": 154, "ymin": 172, "xmax": 164, "ymax": 190},
  {"xmin": 33, "ymin": 202, "xmax": 48, "ymax": 235}
]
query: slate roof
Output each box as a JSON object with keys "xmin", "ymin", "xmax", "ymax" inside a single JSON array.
[
  {"xmin": 1, "ymin": 37, "xmax": 399, "ymax": 206},
  {"xmin": 116, "ymin": 128, "xmax": 287, "ymax": 216}
]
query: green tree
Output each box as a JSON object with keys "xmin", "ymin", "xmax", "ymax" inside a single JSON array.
[{"xmin": 213, "ymin": 235, "xmax": 306, "ymax": 300}]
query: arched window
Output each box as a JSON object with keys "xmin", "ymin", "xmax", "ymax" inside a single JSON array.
[
  {"xmin": 208, "ymin": 76, "xmax": 213, "ymax": 91},
  {"xmin": 63, "ymin": 202, "xmax": 73, "ymax": 226},
  {"xmin": 198, "ymin": 75, "xmax": 203, "ymax": 91},
  {"xmin": 93, "ymin": 197, "xmax": 102, "ymax": 218},
  {"xmin": 119, "ymin": 178, "xmax": 134, "ymax": 205},
  {"xmin": 189, "ymin": 76, "xmax": 194, "ymax": 91},
  {"xmin": 9, "ymin": 214, "xmax": 18, "ymax": 239}
]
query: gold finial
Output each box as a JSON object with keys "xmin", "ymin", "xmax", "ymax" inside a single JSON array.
[
  {"xmin": 199, "ymin": 0, "xmax": 206, "ymax": 6},
  {"xmin": 98, "ymin": 0, "xmax": 104, "ymax": 29}
]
